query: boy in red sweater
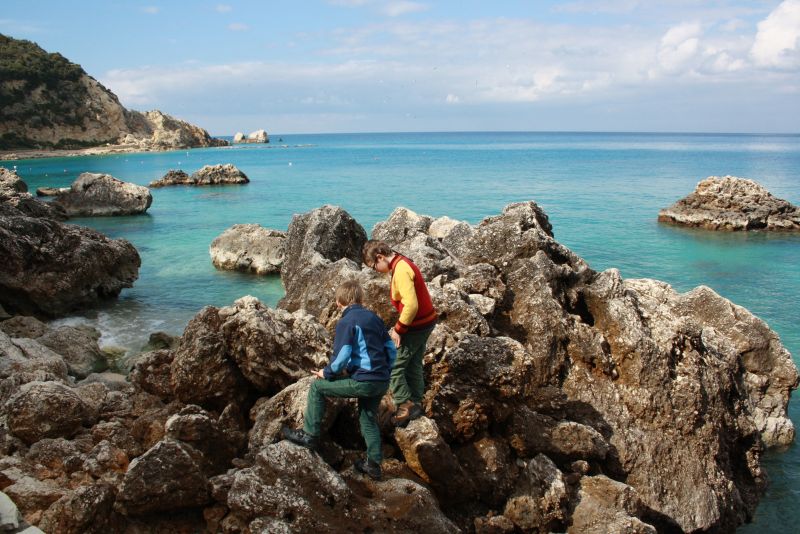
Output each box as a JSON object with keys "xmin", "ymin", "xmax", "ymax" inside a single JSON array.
[{"xmin": 363, "ymin": 240, "xmax": 437, "ymax": 427}]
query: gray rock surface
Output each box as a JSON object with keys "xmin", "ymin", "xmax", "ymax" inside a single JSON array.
[
  {"xmin": 0, "ymin": 170, "xmax": 66, "ymax": 220},
  {"xmin": 209, "ymin": 224, "xmax": 285, "ymax": 274},
  {"xmin": 51, "ymin": 172, "xmax": 152, "ymax": 216},
  {"xmin": 150, "ymin": 164, "xmax": 248, "ymax": 187},
  {"xmin": 36, "ymin": 326, "xmax": 107, "ymax": 378},
  {"xmin": 4, "ymin": 381, "xmax": 90, "ymax": 445},
  {"xmin": 658, "ymin": 175, "xmax": 800, "ymax": 230}
]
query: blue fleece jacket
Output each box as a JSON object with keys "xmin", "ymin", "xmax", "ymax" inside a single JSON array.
[{"xmin": 323, "ymin": 304, "xmax": 397, "ymax": 382}]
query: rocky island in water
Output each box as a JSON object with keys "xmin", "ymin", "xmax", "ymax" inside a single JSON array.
[{"xmin": 0, "ymin": 167, "xmax": 797, "ymax": 532}]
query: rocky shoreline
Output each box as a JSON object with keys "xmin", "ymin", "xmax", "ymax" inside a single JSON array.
[{"xmin": 0, "ymin": 191, "xmax": 797, "ymax": 532}]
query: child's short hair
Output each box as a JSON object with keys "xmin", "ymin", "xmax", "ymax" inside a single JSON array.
[
  {"xmin": 336, "ymin": 279, "xmax": 364, "ymax": 306},
  {"xmin": 362, "ymin": 239, "xmax": 393, "ymax": 266}
]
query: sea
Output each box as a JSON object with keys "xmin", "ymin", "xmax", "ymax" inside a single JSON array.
[{"xmin": 3, "ymin": 131, "xmax": 799, "ymax": 531}]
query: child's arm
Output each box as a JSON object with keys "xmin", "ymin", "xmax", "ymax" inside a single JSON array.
[
  {"xmin": 323, "ymin": 322, "xmax": 353, "ymax": 379},
  {"xmin": 393, "ymin": 262, "xmax": 419, "ymax": 334}
]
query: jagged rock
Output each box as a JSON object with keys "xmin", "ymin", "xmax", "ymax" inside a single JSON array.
[
  {"xmin": 278, "ymin": 205, "xmax": 368, "ymax": 318},
  {"xmin": 129, "ymin": 350, "xmax": 174, "ymax": 399},
  {"xmin": 503, "ymin": 454, "xmax": 569, "ymax": 532},
  {"xmin": 115, "ymin": 439, "xmax": 210, "ymax": 515},
  {"xmin": 394, "ymin": 416, "xmax": 477, "ymax": 504},
  {"xmin": 226, "ymin": 441, "xmax": 350, "ymax": 529},
  {"xmin": 233, "ymin": 132, "xmax": 245, "ymax": 143},
  {"xmin": 2, "ymin": 476, "xmax": 64, "ymax": 521},
  {"xmin": 148, "ymin": 169, "xmax": 189, "ymax": 187},
  {"xmin": 36, "ymin": 326, "xmax": 108, "ymax": 378},
  {"xmin": 507, "ymin": 406, "xmax": 610, "ymax": 461},
  {"xmin": 430, "ymin": 215, "xmax": 476, "ymax": 259},
  {"xmin": 191, "ymin": 164, "xmax": 248, "ymax": 185},
  {"xmin": 658, "ymin": 176, "xmax": 800, "ymax": 231},
  {"xmin": 4, "ymin": 381, "xmax": 90, "ymax": 445},
  {"xmin": 37, "ymin": 482, "xmax": 117, "ymax": 534},
  {"xmin": 0, "ymin": 332, "xmax": 69, "ymax": 381},
  {"xmin": 164, "ymin": 405, "xmax": 240, "ymax": 475},
  {"xmin": 149, "ymin": 164, "xmax": 248, "ymax": 187},
  {"xmin": 52, "ymin": 173, "xmax": 152, "ymax": 216},
  {"xmin": 568, "ymin": 475, "xmax": 656, "ymax": 534},
  {"xmin": 371, "ymin": 206, "xmax": 432, "ymax": 243},
  {"xmin": 0, "ymin": 490, "xmax": 21, "ymax": 530},
  {"xmin": 248, "ymin": 376, "xmax": 345, "ymax": 451},
  {"xmin": 141, "ymin": 331, "xmax": 179, "ymax": 352},
  {"xmin": 0, "ymin": 316, "xmax": 49, "ymax": 339},
  {"xmin": 0, "ymin": 214, "xmax": 140, "ymax": 317},
  {"xmin": 209, "ymin": 224, "xmax": 285, "ymax": 275},
  {"xmin": 0, "ymin": 170, "xmax": 66, "ymax": 220},
  {"xmin": 78, "ymin": 372, "xmax": 131, "ymax": 392},
  {"xmin": 91, "ymin": 421, "xmax": 141, "ymax": 460},
  {"xmin": 455, "ymin": 436, "xmax": 519, "ymax": 507}
]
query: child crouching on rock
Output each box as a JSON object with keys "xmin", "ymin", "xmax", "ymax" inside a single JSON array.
[{"xmin": 282, "ymin": 279, "xmax": 397, "ymax": 480}]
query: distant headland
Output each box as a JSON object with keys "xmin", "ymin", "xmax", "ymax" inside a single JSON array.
[{"xmin": 0, "ymin": 34, "xmax": 228, "ymax": 161}]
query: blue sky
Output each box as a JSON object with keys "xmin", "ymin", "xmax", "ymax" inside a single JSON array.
[{"xmin": 2, "ymin": 0, "xmax": 799, "ymax": 134}]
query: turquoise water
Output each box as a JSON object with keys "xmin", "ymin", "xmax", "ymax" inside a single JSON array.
[{"xmin": 4, "ymin": 132, "xmax": 799, "ymax": 530}]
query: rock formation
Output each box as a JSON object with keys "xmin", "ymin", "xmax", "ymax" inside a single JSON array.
[
  {"xmin": 209, "ymin": 224, "xmax": 285, "ymax": 275},
  {"xmin": 0, "ymin": 34, "xmax": 227, "ymax": 153},
  {"xmin": 659, "ymin": 175, "xmax": 800, "ymax": 231},
  {"xmin": 149, "ymin": 164, "xmax": 248, "ymax": 187},
  {"xmin": 0, "ymin": 173, "xmax": 140, "ymax": 316},
  {"xmin": 232, "ymin": 130, "xmax": 269, "ymax": 144},
  {"xmin": 51, "ymin": 173, "xmax": 152, "ymax": 216},
  {"xmin": 0, "ymin": 201, "xmax": 796, "ymax": 533}
]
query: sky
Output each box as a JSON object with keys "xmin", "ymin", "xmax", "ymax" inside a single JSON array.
[{"xmin": 1, "ymin": 0, "xmax": 799, "ymax": 135}]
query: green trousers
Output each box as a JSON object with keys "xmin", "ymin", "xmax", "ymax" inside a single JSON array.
[
  {"xmin": 303, "ymin": 377, "xmax": 388, "ymax": 463},
  {"xmin": 390, "ymin": 326, "xmax": 434, "ymax": 406}
]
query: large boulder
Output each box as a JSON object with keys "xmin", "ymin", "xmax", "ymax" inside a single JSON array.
[
  {"xmin": 568, "ymin": 475, "xmax": 657, "ymax": 534},
  {"xmin": 658, "ymin": 175, "xmax": 800, "ymax": 231},
  {"xmin": 148, "ymin": 169, "xmax": 190, "ymax": 187},
  {"xmin": 0, "ymin": 169, "xmax": 66, "ymax": 220},
  {"xmin": 0, "ymin": 214, "xmax": 140, "ymax": 316},
  {"xmin": 209, "ymin": 224, "xmax": 285, "ymax": 275},
  {"xmin": 52, "ymin": 173, "xmax": 152, "ymax": 216},
  {"xmin": 278, "ymin": 205, "xmax": 368, "ymax": 320},
  {"xmin": 4, "ymin": 381, "xmax": 90, "ymax": 445},
  {"xmin": 36, "ymin": 326, "xmax": 108, "ymax": 379}
]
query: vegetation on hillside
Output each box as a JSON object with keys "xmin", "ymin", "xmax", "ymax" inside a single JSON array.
[{"xmin": 0, "ymin": 33, "xmax": 94, "ymax": 149}]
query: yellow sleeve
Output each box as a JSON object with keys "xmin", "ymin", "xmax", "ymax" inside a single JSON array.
[{"xmin": 394, "ymin": 261, "xmax": 418, "ymax": 330}]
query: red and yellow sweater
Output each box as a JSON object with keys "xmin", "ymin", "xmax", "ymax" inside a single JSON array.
[{"xmin": 389, "ymin": 255, "xmax": 437, "ymax": 334}]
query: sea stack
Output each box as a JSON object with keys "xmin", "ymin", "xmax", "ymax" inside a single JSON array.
[{"xmin": 658, "ymin": 175, "xmax": 800, "ymax": 231}]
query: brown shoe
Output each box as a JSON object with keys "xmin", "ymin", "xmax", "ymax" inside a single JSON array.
[{"xmin": 392, "ymin": 401, "xmax": 423, "ymax": 428}]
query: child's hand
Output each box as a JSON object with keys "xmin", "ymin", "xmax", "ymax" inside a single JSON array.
[
  {"xmin": 311, "ymin": 369, "xmax": 324, "ymax": 378},
  {"xmin": 390, "ymin": 329, "xmax": 402, "ymax": 347}
]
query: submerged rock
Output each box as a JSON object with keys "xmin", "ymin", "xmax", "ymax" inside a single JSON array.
[
  {"xmin": 209, "ymin": 224, "xmax": 285, "ymax": 275},
  {"xmin": 658, "ymin": 175, "xmax": 800, "ymax": 231},
  {"xmin": 52, "ymin": 172, "xmax": 152, "ymax": 216}
]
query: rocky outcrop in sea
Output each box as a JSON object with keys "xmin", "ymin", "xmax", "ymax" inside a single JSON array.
[
  {"xmin": 659, "ymin": 175, "xmax": 800, "ymax": 231},
  {"xmin": 149, "ymin": 164, "xmax": 249, "ymax": 187},
  {"xmin": 0, "ymin": 172, "xmax": 140, "ymax": 316},
  {"xmin": 209, "ymin": 224, "xmax": 286, "ymax": 275},
  {"xmin": 0, "ymin": 201, "xmax": 796, "ymax": 532},
  {"xmin": 233, "ymin": 130, "xmax": 269, "ymax": 144},
  {"xmin": 52, "ymin": 173, "xmax": 152, "ymax": 217}
]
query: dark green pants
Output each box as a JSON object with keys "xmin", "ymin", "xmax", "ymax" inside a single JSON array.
[
  {"xmin": 303, "ymin": 377, "xmax": 388, "ymax": 463},
  {"xmin": 390, "ymin": 326, "xmax": 434, "ymax": 406}
]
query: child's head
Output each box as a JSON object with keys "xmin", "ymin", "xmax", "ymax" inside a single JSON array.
[
  {"xmin": 335, "ymin": 279, "xmax": 364, "ymax": 307},
  {"xmin": 362, "ymin": 240, "xmax": 394, "ymax": 272}
]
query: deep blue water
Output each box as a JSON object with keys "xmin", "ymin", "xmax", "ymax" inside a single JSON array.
[{"xmin": 3, "ymin": 131, "xmax": 799, "ymax": 531}]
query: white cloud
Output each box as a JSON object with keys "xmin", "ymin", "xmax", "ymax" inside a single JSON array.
[
  {"xmin": 227, "ymin": 22, "xmax": 249, "ymax": 32},
  {"xmin": 142, "ymin": 6, "xmax": 160, "ymax": 15},
  {"xmin": 382, "ymin": 2, "xmax": 428, "ymax": 17},
  {"xmin": 445, "ymin": 93, "xmax": 460, "ymax": 103},
  {"xmin": 751, "ymin": 0, "xmax": 800, "ymax": 68},
  {"xmin": 215, "ymin": 4, "xmax": 232, "ymax": 13}
]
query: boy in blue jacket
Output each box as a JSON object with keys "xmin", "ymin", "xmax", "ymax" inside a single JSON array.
[{"xmin": 283, "ymin": 279, "xmax": 396, "ymax": 480}]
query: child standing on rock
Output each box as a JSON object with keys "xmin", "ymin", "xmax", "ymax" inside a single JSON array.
[
  {"xmin": 362, "ymin": 240, "xmax": 438, "ymax": 427},
  {"xmin": 283, "ymin": 279, "xmax": 396, "ymax": 480}
]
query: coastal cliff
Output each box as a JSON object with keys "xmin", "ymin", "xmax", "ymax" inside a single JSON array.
[
  {"xmin": 0, "ymin": 202, "xmax": 795, "ymax": 533},
  {"xmin": 0, "ymin": 34, "xmax": 226, "ymax": 154}
]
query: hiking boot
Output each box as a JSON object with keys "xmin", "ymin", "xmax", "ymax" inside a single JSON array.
[
  {"xmin": 392, "ymin": 401, "xmax": 423, "ymax": 428},
  {"xmin": 281, "ymin": 426, "xmax": 319, "ymax": 452},
  {"xmin": 354, "ymin": 457, "xmax": 382, "ymax": 480}
]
